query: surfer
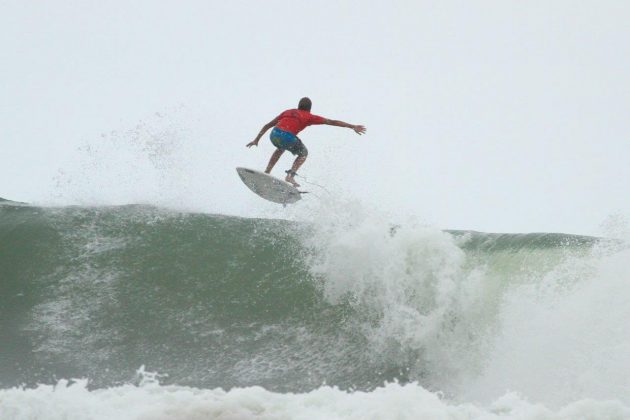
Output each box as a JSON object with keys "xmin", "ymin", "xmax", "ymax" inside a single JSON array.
[{"xmin": 246, "ymin": 97, "xmax": 366, "ymax": 187}]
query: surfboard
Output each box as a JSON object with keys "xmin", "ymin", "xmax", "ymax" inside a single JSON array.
[{"xmin": 236, "ymin": 167, "xmax": 302, "ymax": 205}]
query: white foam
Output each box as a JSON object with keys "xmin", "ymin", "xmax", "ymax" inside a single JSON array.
[
  {"xmin": 296, "ymin": 199, "xmax": 492, "ymax": 392},
  {"xmin": 294, "ymin": 199, "xmax": 630, "ymax": 408},
  {"xmin": 1, "ymin": 380, "xmax": 628, "ymax": 420}
]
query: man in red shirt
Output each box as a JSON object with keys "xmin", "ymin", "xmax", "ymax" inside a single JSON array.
[{"xmin": 247, "ymin": 97, "xmax": 366, "ymax": 187}]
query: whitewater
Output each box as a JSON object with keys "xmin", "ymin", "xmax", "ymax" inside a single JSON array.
[{"xmin": 1, "ymin": 197, "xmax": 629, "ymax": 419}]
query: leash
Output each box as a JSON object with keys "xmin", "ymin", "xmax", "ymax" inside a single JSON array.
[{"xmin": 295, "ymin": 173, "xmax": 333, "ymax": 199}]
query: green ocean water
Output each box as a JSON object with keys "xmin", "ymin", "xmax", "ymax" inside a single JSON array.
[{"xmin": 0, "ymin": 201, "xmax": 607, "ymax": 394}]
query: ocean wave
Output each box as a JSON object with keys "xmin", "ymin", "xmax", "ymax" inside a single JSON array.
[{"xmin": 1, "ymin": 203, "xmax": 628, "ymax": 411}]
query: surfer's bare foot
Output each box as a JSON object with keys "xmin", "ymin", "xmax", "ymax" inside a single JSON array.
[{"xmin": 285, "ymin": 172, "xmax": 300, "ymax": 187}]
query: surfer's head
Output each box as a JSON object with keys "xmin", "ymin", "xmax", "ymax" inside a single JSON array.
[{"xmin": 298, "ymin": 97, "xmax": 312, "ymax": 111}]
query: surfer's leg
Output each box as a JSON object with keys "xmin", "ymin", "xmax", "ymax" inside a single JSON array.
[
  {"xmin": 285, "ymin": 156, "xmax": 306, "ymax": 187},
  {"xmin": 265, "ymin": 149, "xmax": 285, "ymax": 173},
  {"xmin": 284, "ymin": 138, "xmax": 307, "ymax": 187},
  {"xmin": 291, "ymin": 156, "xmax": 306, "ymax": 173},
  {"xmin": 284, "ymin": 145, "xmax": 308, "ymax": 187}
]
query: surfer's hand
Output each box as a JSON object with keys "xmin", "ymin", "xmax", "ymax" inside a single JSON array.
[
  {"xmin": 353, "ymin": 125, "xmax": 366, "ymax": 135},
  {"xmin": 246, "ymin": 140, "xmax": 259, "ymax": 148}
]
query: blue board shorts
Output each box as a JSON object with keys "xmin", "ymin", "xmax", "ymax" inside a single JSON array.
[{"xmin": 270, "ymin": 127, "xmax": 308, "ymax": 157}]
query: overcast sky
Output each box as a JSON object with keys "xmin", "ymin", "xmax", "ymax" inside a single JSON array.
[{"xmin": 1, "ymin": 1, "xmax": 628, "ymax": 235}]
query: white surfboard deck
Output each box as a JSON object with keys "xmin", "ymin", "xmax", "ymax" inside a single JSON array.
[{"xmin": 236, "ymin": 167, "xmax": 302, "ymax": 205}]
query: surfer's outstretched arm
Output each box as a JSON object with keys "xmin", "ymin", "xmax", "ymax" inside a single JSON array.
[
  {"xmin": 323, "ymin": 119, "xmax": 366, "ymax": 135},
  {"xmin": 247, "ymin": 118, "xmax": 279, "ymax": 147}
]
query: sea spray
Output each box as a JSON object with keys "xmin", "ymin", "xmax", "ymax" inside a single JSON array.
[
  {"xmin": 291, "ymin": 198, "xmax": 630, "ymax": 407},
  {"xmin": 462, "ymin": 242, "xmax": 630, "ymax": 407},
  {"xmin": 298, "ymin": 204, "xmax": 488, "ymax": 390}
]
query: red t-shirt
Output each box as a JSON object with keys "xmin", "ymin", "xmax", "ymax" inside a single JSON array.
[{"xmin": 275, "ymin": 109, "xmax": 325, "ymax": 135}]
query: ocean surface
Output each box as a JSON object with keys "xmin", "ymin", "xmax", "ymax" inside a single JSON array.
[{"xmin": 1, "ymin": 198, "xmax": 629, "ymax": 419}]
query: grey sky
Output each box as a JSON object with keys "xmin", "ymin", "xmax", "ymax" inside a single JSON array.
[{"xmin": 2, "ymin": 1, "xmax": 628, "ymax": 235}]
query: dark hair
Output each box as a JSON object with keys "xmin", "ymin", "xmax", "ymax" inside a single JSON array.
[{"xmin": 298, "ymin": 97, "xmax": 312, "ymax": 111}]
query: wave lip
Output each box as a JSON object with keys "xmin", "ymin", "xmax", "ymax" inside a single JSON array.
[{"xmin": 0, "ymin": 197, "xmax": 28, "ymax": 206}]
